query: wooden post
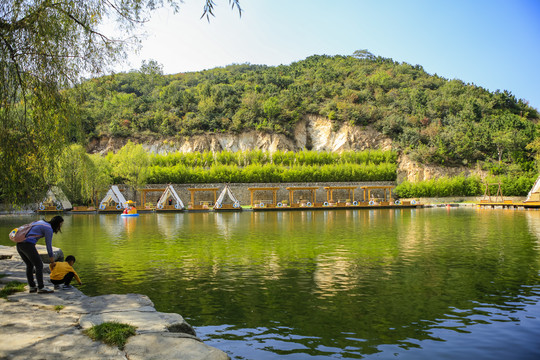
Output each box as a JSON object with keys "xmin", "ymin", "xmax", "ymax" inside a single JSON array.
[{"xmin": 289, "ymin": 188, "xmax": 294, "ymax": 205}]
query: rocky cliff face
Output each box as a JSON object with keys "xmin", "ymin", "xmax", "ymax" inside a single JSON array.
[
  {"xmin": 397, "ymin": 154, "xmax": 486, "ymax": 183},
  {"xmin": 87, "ymin": 116, "xmax": 392, "ymax": 155},
  {"xmin": 86, "ymin": 116, "xmax": 484, "ymax": 182}
]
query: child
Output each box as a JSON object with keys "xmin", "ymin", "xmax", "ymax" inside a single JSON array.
[{"xmin": 49, "ymin": 255, "xmax": 82, "ymax": 290}]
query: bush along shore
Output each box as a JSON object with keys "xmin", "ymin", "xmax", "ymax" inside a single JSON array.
[{"xmin": 0, "ymin": 245, "xmax": 230, "ymax": 360}]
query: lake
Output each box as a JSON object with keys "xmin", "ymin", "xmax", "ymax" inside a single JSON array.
[{"xmin": 1, "ymin": 207, "xmax": 539, "ymax": 359}]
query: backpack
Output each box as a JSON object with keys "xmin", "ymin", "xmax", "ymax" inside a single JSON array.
[{"xmin": 9, "ymin": 221, "xmax": 39, "ymax": 243}]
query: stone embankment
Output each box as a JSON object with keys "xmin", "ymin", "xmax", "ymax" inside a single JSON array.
[{"xmin": 0, "ymin": 245, "xmax": 229, "ymax": 360}]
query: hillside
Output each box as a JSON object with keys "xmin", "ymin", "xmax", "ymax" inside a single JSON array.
[{"xmin": 74, "ymin": 52, "xmax": 538, "ymax": 173}]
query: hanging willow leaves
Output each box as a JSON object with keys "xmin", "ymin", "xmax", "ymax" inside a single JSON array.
[{"xmin": 0, "ymin": 0, "xmax": 241, "ymax": 204}]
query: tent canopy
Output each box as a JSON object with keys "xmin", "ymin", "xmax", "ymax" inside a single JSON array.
[
  {"xmin": 215, "ymin": 185, "xmax": 240, "ymax": 208},
  {"xmin": 156, "ymin": 185, "xmax": 185, "ymax": 209},
  {"xmin": 99, "ymin": 185, "xmax": 128, "ymax": 208},
  {"xmin": 39, "ymin": 186, "xmax": 72, "ymax": 210},
  {"xmin": 525, "ymin": 175, "xmax": 540, "ymax": 202}
]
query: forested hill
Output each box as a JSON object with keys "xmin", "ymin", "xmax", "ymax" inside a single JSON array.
[{"xmin": 75, "ymin": 52, "xmax": 538, "ymax": 171}]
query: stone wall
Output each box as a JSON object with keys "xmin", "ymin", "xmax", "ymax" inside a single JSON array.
[{"xmin": 124, "ymin": 181, "xmax": 397, "ymax": 206}]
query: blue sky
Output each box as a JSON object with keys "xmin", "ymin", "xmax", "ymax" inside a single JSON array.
[{"xmin": 118, "ymin": 0, "xmax": 540, "ymax": 110}]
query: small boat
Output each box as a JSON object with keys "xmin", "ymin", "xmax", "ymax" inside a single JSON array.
[
  {"xmin": 121, "ymin": 213, "xmax": 139, "ymax": 217},
  {"xmin": 121, "ymin": 200, "xmax": 139, "ymax": 216}
]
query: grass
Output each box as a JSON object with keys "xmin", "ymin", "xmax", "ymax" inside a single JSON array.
[
  {"xmin": 54, "ymin": 305, "xmax": 65, "ymax": 312},
  {"xmin": 0, "ymin": 281, "xmax": 25, "ymax": 298},
  {"xmin": 84, "ymin": 322, "xmax": 137, "ymax": 349}
]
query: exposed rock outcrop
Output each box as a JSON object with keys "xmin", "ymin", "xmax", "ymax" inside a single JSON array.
[
  {"xmin": 86, "ymin": 115, "xmax": 484, "ymax": 183},
  {"xmin": 86, "ymin": 116, "xmax": 393, "ymax": 155},
  {"xmin": 397, "ymin": 154, "xmax": 487, "ymax": 183}
]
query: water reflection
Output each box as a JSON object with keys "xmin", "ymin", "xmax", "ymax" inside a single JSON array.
[
  {"xmin": 156, "ymin": 213, "xmax": 184, "ymax": 240},
  {"xmin": 1, "ymin": 208, "xmax": 539, "ymax": 359},
  {"xmin": 525, "ymin": 210, "xmax": 540, "ymax": 245}
]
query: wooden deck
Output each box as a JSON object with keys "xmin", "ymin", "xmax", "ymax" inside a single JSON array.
[
  {"xmin": 477, "ymin": 202, "xmax": 540, "ymax": 209},
  {"xmin": 155, "ymin": 204, "xmax": 184, "ymax": 213},
  {"xmin": 252, "ymin": 201, "xmax": 423, "ymax": 211},
  {"xmin": 475, "ymin": 200, "xmax": 539, "ymax": 209}
]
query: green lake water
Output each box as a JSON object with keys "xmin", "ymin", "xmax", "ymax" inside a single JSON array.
[{"xmin": 1, "ymin": 207, "xmax": 540, "ymax": 359}]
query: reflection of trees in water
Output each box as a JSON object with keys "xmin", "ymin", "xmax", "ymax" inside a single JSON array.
[
  {"xmin": 172, "ymin": 209, "xmax": 540, "ymax": 356},
  {"xmin": 62, "ymin": 210, "xmax": 540, "ymax": 358}
]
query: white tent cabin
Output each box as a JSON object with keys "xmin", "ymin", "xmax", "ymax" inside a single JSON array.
[
  {"xmin": 38, "ymin": 186, "xmax": 72, "ymax": 212},
  {"xmin": 155, "ymin": 185, "xmax": 185, "ymax": 211},
  {"xmin": 214, "ymin": 185, "xmax": 242, "ymax": 211},
  {"xmin": 98, "ymin": 185, "xmax": 128, "ymax": 212},
  {"xmin": 524, "ymin": 174, "xmax": 540, "ymax": 203}
]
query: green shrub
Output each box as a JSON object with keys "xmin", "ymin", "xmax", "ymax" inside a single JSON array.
[
  {"xmin": 84, "ymin": 322, "xmax": 137, "ymax": 350},
  {"xmin": 489, "ymin": 175, "xmax": 536, "ymax": 196},
  {"xmin": 148, "ymin": 149, "xmax": 398, "ymax": 167},
  {"xmin": 394, "ymin": 174, "xmax": 537, "ymax": 198},
  {"xmin": 394, "ymin": 176, "xmax": 484, "ymax": 198}
]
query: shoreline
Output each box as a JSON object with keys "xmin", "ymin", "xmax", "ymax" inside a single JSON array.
[
  {"xmin": 0, "ymin": 245, "xmax": 230, "ymax": 360},
  {"xmin": 0, "ymin": 196, "xmax": 530, "ymax": 216}
]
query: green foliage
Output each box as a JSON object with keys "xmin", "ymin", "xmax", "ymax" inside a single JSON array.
[
  {"xmin": 490, "ymin": 175, "xmax": 536, "ymax": 197},
  {"xmin": 395, "ymin": 176, "xmax": 484, "ymax": 198},
  {"xmin": 149, "ymin": 149, "xmax": 395, "ymax": 167},
  {"xmin": 0, "ymin": 0, "xmax": 241, "ymax": 205},
  {"xmin": 84, "ymin": 322, "xmax": 137, "ymax": 350},
  {"xmin": 57, "ymin": 145, "xmax": 94, "ymax": 205},
  {"xmin": 143, "ymin": 149, "xmax": 398, "ymax": 184},
  {"xmin": 0, "ymin": 281, "xmax": 25, "ymax": 298},
  {"xmin": 147, "ymin": 162, "xmax": 396, "ymax": 184},
  {"xmin": 394, "ymin": 174, "xmax": 536, "ymax": 198},
  {"xmin": 88, "ymin": 154, "xmax": 113, "ymax": 205},
  {"xmin": 73, "ymin": 54, "xmax": 538, "ymax": 171},
  {"xmin": 56, "ymin": 145, "xmax": 113, "ymax": 206},
  {"xmin": 111, "ymin": 141, "xmax": 150, "ymax": 191}
]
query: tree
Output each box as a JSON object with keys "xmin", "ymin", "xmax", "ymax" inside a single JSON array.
[
  {"xmin": 492, "ymin": 130, "xmax": 515, "ymax": 165},
  {"xmin": 0, "ymin": 0, "xmax": 241, "ymax": 204},
  {"xmin": 88, "ymin": 153, "xmax": 113, "ymax": 206},
  {"xmin": 57, "ymin": 144, "xmax": 94, "ymax": 205},
  {"xmin": 352, "ymin": 49, "xmax": 376, "ymax": 61},
  {"xmin": 111, "ymin": 141, "xmax": 149, "ymax": 196}
]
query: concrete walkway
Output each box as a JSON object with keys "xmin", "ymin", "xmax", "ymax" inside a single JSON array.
[{"xmin": 0, "ymin": 245, "xmax": 229, "ymax": 360}]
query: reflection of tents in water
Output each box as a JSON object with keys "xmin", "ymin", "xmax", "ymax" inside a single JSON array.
[
  {"xmin": 98, "ymin": 185, "xmax": 127, "ymax": 212},
  {"xmin": 525, "ymin": 211, "xmax": 540, "ymax": 243},
  {"xmin": 156, "ymin": 213, "xmax": 185, "ymax": 240},
  {"xmin": 38, "ymin": 186, "xmax": 72, "ymax": 212},
  {"xmin": 156, "ymin": 185, "xmax": 185, "ymax": 211},
  {"xmin": 214, "ymin": 185, "xmax": 242, "ymax": 212}
]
